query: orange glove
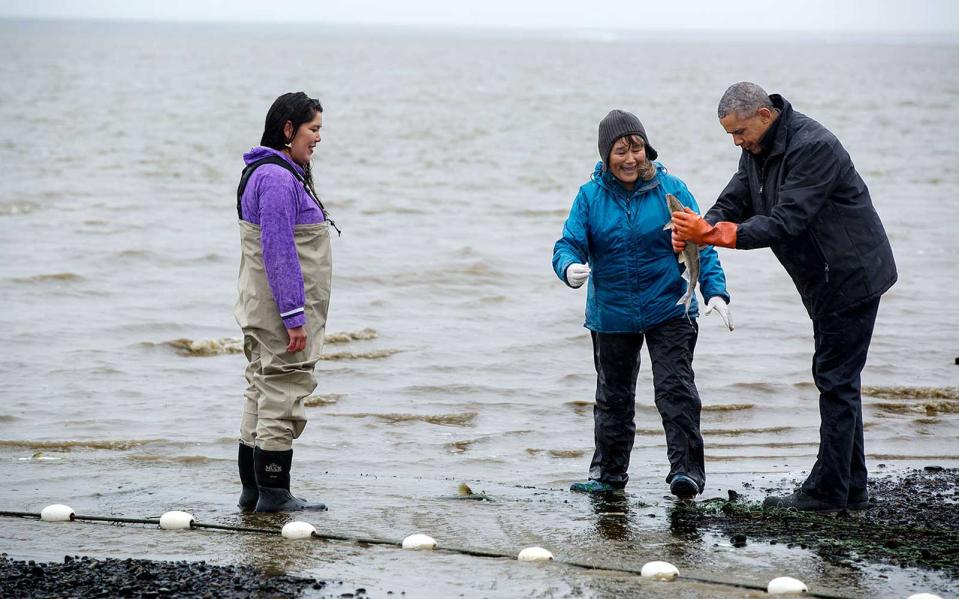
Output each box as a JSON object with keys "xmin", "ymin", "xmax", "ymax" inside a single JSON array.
[{"xmin": 671, "ymin": 208, "xmax": 738, "ymax": 249}]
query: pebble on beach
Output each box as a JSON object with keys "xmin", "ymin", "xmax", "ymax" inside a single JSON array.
[
  {"xmin": 640, "ymin": 561, "xmax": 679, "ymax": 581},
  {"xmin": 767, "ymin": 576, "xmax": 808, "ymax": 594},
  {"xmin": 907, "ymin": 594, "xmax": 943, "ymax": 599},
  {"xmin": 401, "ymin": 534, "xmax": 436, "ymax": 550},
  {"xmin": 0, "ymin": 555, "xmax": 327, "ymax": 599},
  {"xmin": 517, "ymin": 547, "xmax": 554, "ymax": 561}
]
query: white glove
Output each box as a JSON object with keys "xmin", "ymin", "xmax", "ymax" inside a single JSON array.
[
  {"xmin": 704, "ymin": 296, "xmax": 734, "ymax": 331},
  {"xmin": 566, "ymin": 263, "xmax": 591, "ymax": 288}
]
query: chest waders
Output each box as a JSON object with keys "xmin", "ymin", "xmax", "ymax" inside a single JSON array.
[{"xmin": 233, "ymin": 157, "xmax": 333, "ymax": 512}]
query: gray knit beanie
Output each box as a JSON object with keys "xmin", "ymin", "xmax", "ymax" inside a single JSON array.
[{"xmin": 598, "ymin": 109, "xmax": 658, "ymax": 165}]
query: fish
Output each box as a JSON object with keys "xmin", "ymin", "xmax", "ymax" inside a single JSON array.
[
  {"xmin": 663, "ymin": 193, "xmax": 699, "ymax": 318},
  {"xmin": 443, "ymin": 482, "xmax": 493, "ymax": 501}
]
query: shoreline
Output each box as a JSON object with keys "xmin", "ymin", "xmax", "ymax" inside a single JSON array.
[{"xmin": 1, "ymin": 467, "xmax": 955, "ymax": 598}]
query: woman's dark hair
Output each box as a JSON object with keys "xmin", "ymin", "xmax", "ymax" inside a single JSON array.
[{"xmin": 261, "ymin": 92, "xmax": 323, "ymax": 195}]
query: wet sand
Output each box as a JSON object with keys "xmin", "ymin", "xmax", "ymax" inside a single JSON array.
[{"xmin": 1, "ymin": 467, "xmax": 956, "ymax": 598}]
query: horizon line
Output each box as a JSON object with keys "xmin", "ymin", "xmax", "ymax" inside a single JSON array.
[{"xmin": 2, "ymin": 15, "xmax": 958, "ymax": 39}]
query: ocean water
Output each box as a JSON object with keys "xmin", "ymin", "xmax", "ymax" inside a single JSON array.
[{"xmin": 0, "ymin": 19, "xmax": 957, "ymax": 597}]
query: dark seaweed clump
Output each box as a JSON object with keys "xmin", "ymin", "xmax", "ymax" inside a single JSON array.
[{"xmin": 671, "ymin": 467, "xmax": 959, "ymax": 575}]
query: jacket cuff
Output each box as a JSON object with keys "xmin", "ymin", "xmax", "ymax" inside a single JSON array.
[
  {"xmin": 281, "ymin": 307, "xmax": 305, "ymax": 329},
  {"xmin": 706, "ymin": 293, "xmax": 731, "ymax": 305},
  {"xmin": 559, "ymin": 260, "xmax": 576, "ymax": 287}
]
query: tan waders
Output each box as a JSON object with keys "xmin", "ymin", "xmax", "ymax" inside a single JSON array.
[{"xmin": 234, "ymin": 219, "xmax": 331, "ymax": 512}]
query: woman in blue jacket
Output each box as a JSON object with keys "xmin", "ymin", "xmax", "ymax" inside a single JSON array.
[{"xmin": 552, "ymin": 110, "xmax": 731, "ymax": 499}]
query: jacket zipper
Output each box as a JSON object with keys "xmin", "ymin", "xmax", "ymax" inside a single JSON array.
[
  {"xmin": 761, "ymin": 154, "xmax": 825, "ymax": 282},
  {"xmin": 302, "ymin": 181, "xmax": 341, "ymax": 236},
  {"xmin": 625, "ymin": 194, "xmax": 643, "ymax": 330},
  {"xmin": 810, "ymin": 234, "xmax": 830, "ymax": 283}
]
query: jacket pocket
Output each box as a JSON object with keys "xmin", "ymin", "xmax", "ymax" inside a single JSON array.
[{"xmin": 808, "ymin": 232, "xmax": 830, "ymax": 284}]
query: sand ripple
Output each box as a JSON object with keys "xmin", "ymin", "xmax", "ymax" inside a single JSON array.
[
  {"xmin": 303, "ymin": 394, "xmax": 343, "ymax": 407},
  {"xmin": 872, "ymin": 400, "xmax": 959, "ymax": 415},
  {"xmin": 863, "ymin": 386, "xmax": 958, "ymax": 400},
  {"xmin": 163, "ymin": 329, "xmax": 388, "ymax": 357},
  {"xmin": 325, "ymin": 328, "xmax": 378, "ymax": 343},
  {"xmin": 0, "ymin": 439, "xmax": 150, "ymax": 451},
  {"xmin": 319, "ymin": 349, "xmax": 399, "ymax": 361},
  {"xmin": 11, "ymin": 273, "xmax": 84, "ymax": 283},
  {"xmin": 332, "ymin": 412, "xmax": 477, "ymax": 427}
]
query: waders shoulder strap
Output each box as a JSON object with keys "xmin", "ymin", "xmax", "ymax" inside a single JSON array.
[{"xmin": 236, "ymin": 156, "xmax": 340, "ymax": 235}]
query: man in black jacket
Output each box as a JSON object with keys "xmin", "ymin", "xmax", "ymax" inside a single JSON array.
[{"xmin": 671, "ymin": 82, "xmax": 897, "ymax": 512}]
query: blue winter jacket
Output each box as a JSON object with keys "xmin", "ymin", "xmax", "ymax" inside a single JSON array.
[{"xmin": 552, "ymin": 162, "xmax": 730, "ymax": 333}]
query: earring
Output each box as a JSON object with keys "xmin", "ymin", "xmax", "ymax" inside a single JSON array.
[{"xmin": 284, "ymin": 141, "xmax": 292, "ymax": 148}]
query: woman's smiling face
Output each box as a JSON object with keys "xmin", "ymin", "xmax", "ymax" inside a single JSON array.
[
  {"xmin": 607, "ymin": 135, "xmax": 646, "ymax": 189},
  {"xmin": 285, "ymin": 111, "xmax": 323, "ymax": 165}
]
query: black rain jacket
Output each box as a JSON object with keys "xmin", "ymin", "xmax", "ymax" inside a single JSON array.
[{"xmin": 705, "ymin": 95, "xmax": 897, "ymax": 319}]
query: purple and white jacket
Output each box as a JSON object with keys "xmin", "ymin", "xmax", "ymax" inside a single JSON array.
[{"xmin": 239, "ymin": 146, "xmax": 325, "ymax": 329}]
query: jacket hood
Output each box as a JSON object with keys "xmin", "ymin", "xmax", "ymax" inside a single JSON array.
[
  {"xmin": 243, "ymin": 146, "xmax": 304, "ymax": 174},
  {"xmin": 592, "ymin": 160, "xmax": 665, "ymax": 195}
]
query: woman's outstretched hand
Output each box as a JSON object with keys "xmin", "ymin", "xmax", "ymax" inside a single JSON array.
[
  {"xmin": 704, "ymin": 296, "xmax": 734, "ymax": 331},
  {"xmin": 566, "ymin": 263, "xmax": 591, "ymax": 288},
  {"xmin": 286, "ymin": 326, "xmax": 307, "ymax": 353}
]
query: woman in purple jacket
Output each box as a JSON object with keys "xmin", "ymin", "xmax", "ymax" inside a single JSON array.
[{"xmin": 234, "ymin": 92, "xmax": 335, "ymax": 512}]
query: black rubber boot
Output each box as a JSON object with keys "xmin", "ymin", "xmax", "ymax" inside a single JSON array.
[
  {"xmin": 847, "ymin": 488, "xmax": 869, "ymax": 511},
  {"xmin": 253, "ymin": 447, "xmax": 327, "ymax": 513},
  {"xmin": 238, "ymin": 443, "xmax": 258, "ymax": 511},
  {"xmin": 669, "ymin": 473, "xmax": 699, "ymax": 500},
  {"xmin": 762, "ymin": 489, "xmax": 843, "ymax": 513}
]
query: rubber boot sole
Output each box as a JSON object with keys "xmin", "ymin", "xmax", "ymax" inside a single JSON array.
[{"xmin": 254, "ymin": 487, "xmax": 327, "ymax": 513}]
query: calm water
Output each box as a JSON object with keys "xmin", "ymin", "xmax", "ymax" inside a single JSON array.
[{"xmin": 0, "ymin": 19, "xmax": 957, "ymax": 597}]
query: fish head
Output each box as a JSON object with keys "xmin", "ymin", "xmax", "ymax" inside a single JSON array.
[
  {"xmin": 663, "ymin": 193, "xmax": 684, "ymax": 230},
  {"xmin": 665, "ymin": 193, "xmax": 684, "ymax": 213}
]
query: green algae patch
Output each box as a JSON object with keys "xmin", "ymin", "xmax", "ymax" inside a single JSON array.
[{"xmin": 676, "ymin": 468, "xmax": 959, "ymax": 576}]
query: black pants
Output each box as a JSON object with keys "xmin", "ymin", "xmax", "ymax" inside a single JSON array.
[
  {"xmin": 801, "ymin": 297, "xmax": 881, "ymax": 505},
  {"xmin": 588, "ymin": 317, "xmax": 704, "ymax": 491}
]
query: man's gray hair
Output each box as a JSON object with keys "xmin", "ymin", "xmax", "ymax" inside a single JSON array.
[{"xmin": 717, "ymin": 82, "xmax": 775, "ymax": 119}]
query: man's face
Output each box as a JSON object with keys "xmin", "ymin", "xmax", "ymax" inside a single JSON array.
[{"xmin": 720, "ymin": 107, "xmax": 776, "ymax": 155}]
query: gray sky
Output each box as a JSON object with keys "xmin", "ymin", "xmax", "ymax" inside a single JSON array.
[{"xmin": 2, "ymin": 0, "xmax": 958, "ymax": 34}]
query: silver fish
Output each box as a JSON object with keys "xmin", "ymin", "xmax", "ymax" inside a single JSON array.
[{"xmin": 663, "ymin": 193, "xmax": 698, "ymax": 317}]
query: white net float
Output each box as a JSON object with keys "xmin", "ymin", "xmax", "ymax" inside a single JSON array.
[
  {"xmin": 767, "ymin": 576, "xmax": 808, "ymax": 594},
  {"xmin": 640, "ymin": 561, "xmax": 679, "ymax": 581},
  {"xmin": 281, "ymin": 521, "xmax": 316, "ymax": 540},
  {"xmin": 159, "ymin": 511, "xmax": 195, "ymax": 530},
  {"xmin": 517, "ymin": 547, "xmax": 554, "ymax": 561},
  {"xmin": 40, "ymin": 504, "xmax": 75, "ymax": 522},
  {"xmin": 401, "ymin": 533, "xmax": 436, "ymax": 550}
]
